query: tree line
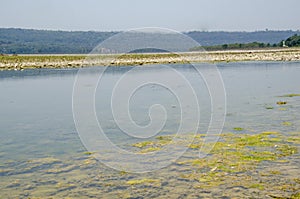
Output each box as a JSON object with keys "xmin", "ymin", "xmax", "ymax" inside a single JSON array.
[
  {"xmin": 191, "ymin": 34, "xmax": 300, "ymax": 51},
  {"xmin": 0, "ymin": 28, "xmax": 299, "ymax": 54}
]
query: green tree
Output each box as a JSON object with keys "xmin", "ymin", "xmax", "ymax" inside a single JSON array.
[
  {"xmin": 285, "ymin": 34, "xmax": 300, "ymax": 47},
  {"xmin": 222, "ymin": 44, "xmax": 228, "ymax": 49}
]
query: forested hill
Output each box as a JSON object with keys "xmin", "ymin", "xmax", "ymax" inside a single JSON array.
[
  {"xmin": 185, "ymin": 31, "xmax": 299, "ymax": 46},
  {"xmin": 0, "ymin": 28, "xmax": 117, "ymax": 54},
  {"xmin": 0, "ymin": 28, "xmax": 299, "ymax": 54}
]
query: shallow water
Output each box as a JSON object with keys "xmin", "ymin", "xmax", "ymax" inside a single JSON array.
[{"xmin": 0, "ymin": 62, "xmax": 299, "ymax": 198}]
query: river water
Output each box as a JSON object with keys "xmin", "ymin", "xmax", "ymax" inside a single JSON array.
[{"xmin": 0, "ymin": 62, "xmax": 299, "ymax": 198}]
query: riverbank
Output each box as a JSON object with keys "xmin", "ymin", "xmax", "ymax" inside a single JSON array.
[{"xmin": 0, "ymin": 48, "xmax": 300, "ymax": 70}]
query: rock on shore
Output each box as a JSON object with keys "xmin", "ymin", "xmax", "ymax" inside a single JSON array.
[{"xmin": 0, "ymin": 48, "xmax": 299, "ymax": 70}]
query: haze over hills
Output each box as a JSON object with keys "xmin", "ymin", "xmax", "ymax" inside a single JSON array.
[{"xmin": 0, "ymin": 28, "xmax": 299, "ymax": 54}]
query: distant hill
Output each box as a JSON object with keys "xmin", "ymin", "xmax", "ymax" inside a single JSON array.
[
  {"xmin": 185, "ymin": 31, "xmax": 299, "ymax": 46},
  {"xmin": 0, "ymin": 28, "xmax": 116, "ymax": 54},
  {"xmin": 0, "ymin": 28, "xmax": 299, "ymax": 54}
]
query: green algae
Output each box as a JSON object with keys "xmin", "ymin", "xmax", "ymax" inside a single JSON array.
[
  {"xmin": 2, "ymin": 130, "xmax": 299, "ymax": 198},
  {"xmin": 132, "ymin": 141, "xmax": 154, "ymax": 148},
  {"xmin": 131, "ymin": 135, "xmax": 175, "ymax": 153},
  {"xmin": 232, "ymin": 133, "xmax": 283, "ymax": 147},
  {"xmin": 282, "ymin": 121, "xmax": 292, "ymax": 126},
  {"xmin": 270, "ymin": 170, "xmax": 282, "ymax": 175},
  {"xmin": 188, "ymin": 143, "xmax": 203, "ymax": 149},
  {"xmin": 132, "ymin": 132, "xmax": 298, "ymax": 166},
  {"xmin": 139, "ymin": 147, "xmax": 162, "ymax": 154},
  {"xmin": 279, "ymin": 107, "xmax": 288, "ymax": 111},
  {"xmin": 116, "ymin": 191, "xmax": 131, "ymax": 199},
  {"xmin": 276, "ymin": 145, "xmax": 298, "ymax": 157},
  {"xmin": 287, "ymin": 137, "xmax": 300, "ymax": 144},
  {"xmin": 126, "ymin": 178, "xmax": 161, "ymax": 187},
  {"xmin": 277, "ymin": 101, "xmax": 287, "ymax": 105},
  {"xmin": 119, "ymin": 170, "xmax": 128, "ymax": 176},
  {"xmin": 291, "ymin": 192, "xmax": 300, "ymax": 199},
  {"xmin": 279, "ymin": 94, "xmax": 300, "ymax": 98},
  {"xmin": 129, "ymin": 131, "xmax": 300, "ymax": 192},
  {"xmin": 249, "ymin": 183, "xmax": 265, "ymax": 190},
  {"xmin": 294, "ymin": 178, "xmax": 300, "ymax": 184},
  {"xmin": 260, "ymin": 170, "xmax": 282, "ymax": 176},
  {"xmin": 155, "ymin": 135, "xmax": 172, "ymax": 141},
  {"xmin": 233, "ymin": 127, "xmax": 244, "ymax": 131},
  {"xmin": 265, "ymin": 106, "xmax": 274, "ymax": 110},
  {"xmin": 155, "ymin": 135, "xmax": 173, "ymax": 145},
  {"xmin": 83, "ymin": 151, "xmax": 94, "ymax": 155},
  {"xmin": 46, "ymin": 164, "xmax": 77, "ymax": 174},
  {"xmin": 56, "ymin": 181, "xmax": 76, "ymax": 189}
]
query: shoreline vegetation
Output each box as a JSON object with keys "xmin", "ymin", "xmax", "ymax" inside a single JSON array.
[{"xmin": 0, "ymin": 48, "xmax": 300, "ymax": 70}]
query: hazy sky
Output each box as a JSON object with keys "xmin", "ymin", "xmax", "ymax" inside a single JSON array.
[{"xmin": 0, "ymin": 0, "xmax": 299, "ymax": 31}]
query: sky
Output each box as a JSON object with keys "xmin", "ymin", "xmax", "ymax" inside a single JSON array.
[{"xmin": 0, "ymin": 0, "xmax": 299, "ymax": 32}]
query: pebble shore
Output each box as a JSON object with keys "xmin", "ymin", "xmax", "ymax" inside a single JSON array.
[{"xmin": 0, "ymin": 48, "xmax": 299, "ymax": 70}]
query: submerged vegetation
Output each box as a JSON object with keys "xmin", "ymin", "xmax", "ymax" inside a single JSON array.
[
  {"xmin": 132, "ymin": 132, "xmax": 298, "ymax": 165},
  {"xmin": 126, "ymin": 178, "xmax": 161, "ymax": 187},
  {"xmin": 279, "ymin": 94, "xmax": 300, "ymax": 98},
  {"xmin": 233, "ymin": 127, "xmax": 244, "ymax": 131},
  {"xmin": 1, "ymin": 59, "xmax": 300, "ymax": 199},
  {"xmin": 277, "ymin": 101, "xmax": 288, "ymax": 105},
  {"xmin": 2, "ymin": 130, "xmax": 298, "ymax": 198},
  {"xmin": 130, "ymin": 131, "xmax": 300, "ymax": 197}
]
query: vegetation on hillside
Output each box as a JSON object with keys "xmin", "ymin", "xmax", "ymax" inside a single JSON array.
[
  {"xmin": 185, "ymin": 30, "xmax": 298, "ymax": 46},
  {"xmin": 191, "ymin": 42, "xmax": 276, "ymax": 51},
  {"xmin": 191, "ymin": 34, "xmax": 300, "ymax": 51},
  {"xmin": 0, "ymin": 28, "xmax": 116, "ymax": 54},
  {"xmin": 0, "ymin": 28, "xmax": 299, "ymax": 54},
  {"xmin": 282, "ymin": 34, "xmax": 300, "ymax": 47}
]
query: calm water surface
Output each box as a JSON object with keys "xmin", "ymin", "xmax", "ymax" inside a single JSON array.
[{"xmin": 0, "ymin": 62, "xmax": 299, "ymax": 198}]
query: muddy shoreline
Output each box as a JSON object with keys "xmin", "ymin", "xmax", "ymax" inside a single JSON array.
[{"xmin": 0, "ymin": 48, "xmax": 300, "ymax": 70}]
